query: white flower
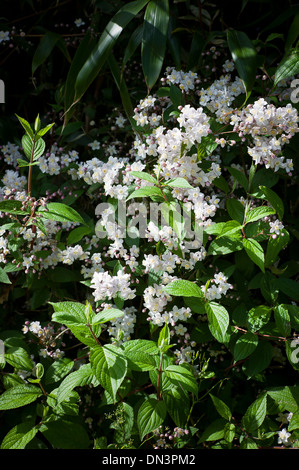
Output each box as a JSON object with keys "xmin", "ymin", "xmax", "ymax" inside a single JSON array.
[
  {"xmin": 88, "ymin": 140, "xmax": 100, "ymax": 150},
  {"xmin": 269, "ymin": 219, "xmax": 284, "ymax": 236},
  {"xmin": 0, "ymin": 31, "xmax": 10, "ymax": 43},
  {"xmin": 277, "ymin": 428, "xmax": 292, "ymax": 445},
  {"xmin": 74, "ymin": 18, "xmax": 85, "ymax": 27}
]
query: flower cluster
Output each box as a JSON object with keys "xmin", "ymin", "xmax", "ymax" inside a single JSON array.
[{"xmin": 230, "ymin": 98, "xmax": 298, "ymax": 172}]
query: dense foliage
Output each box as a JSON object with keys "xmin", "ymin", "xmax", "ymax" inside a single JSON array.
[{"xmin": 0, "ymin": 0, "xmax": 299, "ymax": 450}]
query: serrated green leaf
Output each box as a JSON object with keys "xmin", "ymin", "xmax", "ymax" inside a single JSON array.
[
  {"xmin": 205, "ymin": 302, "xmax": 230, "ymax": 343},
  {"xmin": 165, "ymin": 364, "xmax": 198, "ymax": 395},
  {"xmin": 164, "ymin": 387, "xmax": 189, "ymax": 428},
  {"xmin": 44, "ymin": 358, "xmax": 74, "ymax": 385},
  {"xmin": 129, "ymin": 171, "xmax": 158, "ymax": 185},
  {"xmin": 56, "ymin": 364, "xmax": 93, "ymax": 404},
  {"xmin": 163, "ymin": 279, "xmax": 204, "ymax": 298},
  {"xmin": 227, "ymin": 166, "xmax": 248, "ymax": 191},
  {"xmin": 137, "ymin": 395, "xmax": 167, "ymax": 440},
  {"xmin": 226, "ymin": 198, "xmax": 245, "ymax": 224},
  {"xmin": 15, "ymin": 114, "xmax": 34, "ymax": 139},
  {"xmin": 247, "ymin": 305, "xmax": 272, "ymax": 332},
  {"xmin": 198, "ymin": 418, "xmax": 226, "ymax": 443},
  {"xmin": 233, "ymin": 332, "xmax": 258, "ymax": 362},
  {"xmin": 274, "ymin": 49, "xmax": 299, "ymax": 86},
  {"xmin": 258, "ymin": 186, "xmax": 284, "ymax": 220},
  {"xmin": 242, "ymin": 340, "xmax": 273, "ymax": 379},
  {"xmin": 126, "ymin": 185, "xmax": 163, "ymax": 201},
  {"xmin": 265, "ymin": 229, "xmax": 289, "ymax": 267},
  {"xmin": 1, "ymin": 421, "xmax": 38, "ymax": 449},
  {"xmin": 242, "ymin": 393, "xmax": 267, "ymax": 433},
  {"xmin": 0, "ymin": 267, "xmax": 11, "ymax": 284},
  {"xmin": 90, "ymin": 345, "xmax": 127, "ymax": 402},
  {"xmin": 209, "ymin": 394, "xmax": 232, "ymax": 420},
  {"xmin": 164, "ymin": 177, "xmax": 193, "ymax": 189},
  {"xmin": 21, "ymin": 134, "xmax": 45, "ymax": 161},
  {"xmin": 208, "ymin": 236, "xmax": 243, "ymax": 256},
  {"xmin": 243, "ymin": 237, "xmax": 265, "ymax": 272},
  {"xmin": 38, "ymin": 202, "xmax": 86, "ymax": 225},
  {"xmin": 0, "ymin": 384, "xmax": 43, "ymax": 410},
  {"xmin": 121, "ymin": 339, "xmax": 159, "ymax": 371},
  {"xmin": 92, "ymin": 308, "xmax": 124, "ymax": 325},
  {"xmin": 274, "ymin": 305, "xmax": 291, "ymax": 337},
  {"xmin": 245, "ymin": 206, "xmax": 276, "ymax": 224}
]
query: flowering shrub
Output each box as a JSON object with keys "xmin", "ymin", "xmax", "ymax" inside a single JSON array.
[{"xmin": 1, "ymin": 0, "xmax": 299, "ymax": 451}]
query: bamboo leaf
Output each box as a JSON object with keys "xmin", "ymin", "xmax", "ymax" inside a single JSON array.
[
  {"xmin": 227, "ymin": 29, "xmax": 257, "ymax": 97},
  {"xmin": 142, "ymin": 0, "xmax": 169, "ymax": 90}
]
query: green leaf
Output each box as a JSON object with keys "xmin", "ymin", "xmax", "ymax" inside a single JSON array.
[
  {"xmin": 137, "ymin": 395, "xmax": 167, "ymax": 440},
  {"xmin": 38, "ymin": 202, "xmax": 86, "ymax": 225},
  {"xmin": 224, "ymin": 422, "xmax": 235, "ymax": 443},
  {"xmin": 267, "ymin": 385, "xmax": 299, "ymax": 413},
  {"xmin": 207, "ymin": 236, "xmax": 243, "ymax": 256},
  {"xmin": 1, "ymin": 421, "xmax": 38, "ymax": 449},
  {"xmin": 274, "ymin": 305, "xmax": 291, "ymax": 337},
  {"xmin": 56, "ymin": 364, "xmax": 94, "ymax": 404},
  {"xmin": 274, "ymin": 277, "xmax": 299, "ymax": 302},
  {"xmin": 164, "ymin": 177, "xmax": 193, "ymax": 189},
  {"xmin": 205, "ymin": 302, "xmax": 230, "ymax": 343},
  {"xmin": 67, "ymin": 225, "xmax": 92, "ymax": 245},
  {"xmin": 265, "ymin": 229, "xmax": 289, "ymax": 267},
  {"xmin": 285, "ymin": 14, "xmax": 299, "ymax": 53},
  {"xmin": 242, "ymin": 340, "xmax": 273, "ymax": 379},
  {"xmin": 0, "ymin": 267, "xmax": 11, "ymax": 284},
  {"xmin": 209, "ymin": 394, "xmax": 232, "ymax": 421},
  {"xmin": 126, "ymin": 186, "xmax": 163, "ymax": 201},
  {"xmin": 274, "ymin": 49, "xmax": 299, "ymax": 86},
  {"xmin": 227, "ymin": 29, "xmax": 257, "ymax": 96},
  {"xmin": 158, "ymin": 323, "xmax": 170, "ymax": 352},
  {"xmin": 247, "ymin": 305, "xmax": 272, "ymax": 332},
  {"xmin": 258, "ymin": 186, "xmax": 284, "ymax": 220},
  {"xmin": 227, "ymin": 166, "xmax": 248, "ymax": 191},
  {"xmin": 32, "ymin": 31, "xmax": 70, "ymax": 76},
  {"xmin": 36, "ymin": 122, "xmax": 55, "ymax": 138},
  {"xmin": 288, "ymin": 411, "xmax": 299, "ymax": 431},
  {"xmin": 242, "ymin": 238, "xmax": 265, "ymax": 272},
  {"xmin": 198, "ymin": 418, "xmax": 226, "ymax": 443},
  {"xmin": 226, "ymin": 198, "xmax": 245, "ymax": 224},
  {"xmin": 142, "ymin": 0, "xmax": 169, "ymax": 90},
  {"xmin": 74, "ymin": 0, "xmax": 150, "ymax": 103},
  {"xmin": 121, "ymin": 339, "xmax": 159, "ymax": 371},
  {"xmin": 90, "ymin": 345, "xmax": 127, "ymax": 403},
  {"xmin": 40, "ymin": 417, "xmax": 90, "ymax": 449},
  {"xmin": 44, "ymin": 358, "xmax": 74, "ymax": 385},
  {"xmin": 123, "ymin": 24, "xmax": 143, "ymax": 66},
  {"xmin": 63, "ymin": 30, "xmax": 98, "ymax": 126},
  {"xmin": 245, "ymin": 205, "xmax": 276, "ymax": 224},
  {"xmin": 50, "ymin": 301, "xmax": 101, "ymax": 347},
  {"xmin": 165, "ymin": 364, "xmax": 198, "ymax": 395},
  {"xmin": 0, "ymin": 384, "xmax": 43, "ymax": 410},
  {"xmin": 163, "ymin": 279, "xmax": 204, "ymax": 298},
  {"xmin": 15, "ymin": 114, "xmax": 34, "ymax": 139},
  {"xmin": 242, "ymin": 393, "xmax": 267, "ymax": 433},
  {"xmin": 5, "ymin": 347, "xmax": 35, "ymax": 371},
  {"xmin": 21, "ymin": 134, "xmax": 46, "ymax": 161},
  {"xmin": 164, "ymin": 387, "xmax": 189, "ymax": 428},
  {"xmin": 107, "ymin": 54, "xmax": 134, "ymax": 125},
  {"xmin": 129, "ymin": 171, "xmax": 158, "ymax": 185},
  {"xmin": 92, "ymin": 308, "xmax": 124, "ymax": 325},
  {"xmin": 233, "ymin": 332, "xmax": 258, "ymax": 362}
]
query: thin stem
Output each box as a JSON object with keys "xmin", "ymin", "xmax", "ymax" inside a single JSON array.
[
  {"xmin": 27, "ymin": 140, "xmax": 36, "ymax": 196},
  {"xmin": 156, "ymin": 352, "xmax": 164, "ymax": 401}
]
